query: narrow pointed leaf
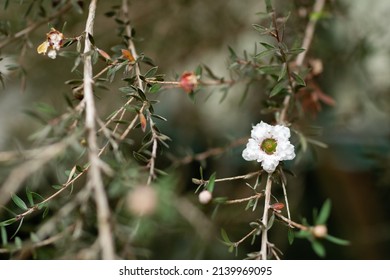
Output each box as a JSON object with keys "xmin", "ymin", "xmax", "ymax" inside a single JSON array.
[
  {"xmin": 11, "ymin": 194, "xmax": 28, "ymax": 211},
  {"xmin": 317, "ymin": 199, "xmax": 332, "ymax": 225}
]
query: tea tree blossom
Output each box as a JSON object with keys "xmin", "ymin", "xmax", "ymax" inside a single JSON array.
[
  {"xmin": 37, "ymin": 28, "xmax": 64, "ymax": 59},
  {"xmin": 242, "ymin": 121, "xmax": 295, "ymax": 173}
]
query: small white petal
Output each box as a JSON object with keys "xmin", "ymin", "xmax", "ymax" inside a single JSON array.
[{"xmin": 47, "ymin": 49, "xmax": 57, "ymax": 59}]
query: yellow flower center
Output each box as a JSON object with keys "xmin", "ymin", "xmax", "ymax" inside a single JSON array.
[{"xmin": 260, "ymin": 138, "xmax": 277, "ymax": 155}]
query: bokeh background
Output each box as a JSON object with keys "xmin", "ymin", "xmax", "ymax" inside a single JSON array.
[{"xmin": 1, "ymin": 0, "xmax": 390, "ymax": 259}]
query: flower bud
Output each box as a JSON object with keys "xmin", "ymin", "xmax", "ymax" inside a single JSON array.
[
  {"xmin": 179, "ymin": 71, "xmax": 198, "ymax": 93},
  {"xmin": 126, "ymin": 185, "xmax": 158, "ymax": 217},
  {"xmin": 312, "ymin": 224, "xmax": 328, "ymax": 238},
  {"xmin": 198, "ymin": 190, "xmax": 212, "ymax": 204},
  {"xmin": 271, "ymin": 202, "xmax": 285, "ymax": 211}
]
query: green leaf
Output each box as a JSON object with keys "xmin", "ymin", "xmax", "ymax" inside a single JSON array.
[
  {"xmin": 265, "ymin": 0, "xmax": 273, "ymax": 13},
  {"xmin": 287, "ymin": 48, "xmax": 306, "ymax": 56},
  {"xmin": 42, "ymin": 206, "xmax": 49, "ymax": 219},
  {"xmin": 258, "ymin": 65, "xmax": 280, "ymax": 75},
  {"xmin": 317, "ymin": 199, "xmax": 332, "ymax": 225},
  {"xmin": 195, "ymin": 65, "xmax": 203, "ymax": 76},
  {"xmin": 10, "ymin": 217, "xmax": 24, "ymax": 239},
  {"xmin": 137, "ymin": 88, "xmax": 146, "ymax": 101},
  {"xmin": 295, "ymin": 229, "xmax": 311, "ymax": 239},
  {"xmin": 149, "ymin": 83, "xmax": 161, "ymax": 94},
  {"xmin": 133, "ymin": 151, "xmax": 148, "ymax": 163},
  {"xmin": 227, "ymin": 46, "xmax": 237, "ymax": 60},
  {"xmin": 287, "ymin": 228, "xmax": 295, "ymax": 245},
  {"xmin": 269, "ymin": 80, "xmax": 287, "ymax": 97},
  {"xmin": 292, "ymin": 72, "xmax": 306, "ymax": 87},
  {"xmin": 14, "ymin": 236, "xmax": 22, "ymax": 249},
  {"xmin": 144, "ymin": 66, "xmax": 158, "ymax": 78},
  {"xmin": 259, "ymin": 41, "xmax": 276, "ymax": 50},
  {"xmin": 221, "ymin": 228, "xmax": 232, "ymax": 244},
  {"xmin": 1, "ymin": 226, "xmax": 7, "ymax": 246},
  {"xmin": 0, "ymin": 218, "xmax": 17, "ymax": 227},
  {"xmin": 278, "ymin": 63, "xmax": 287, "ymax": 82},
  {"xmin": 325, "ymin": 234, "xmax": 350, "ymax": 246},
  {"xmin": 87, "ymin": 33, "xmax": 95, "ymax": 46},
  {"xmin": 252, "ymin": 24, "xmax": 268, "ymax": 33},
  {"xmin": 267, "ymin": 213, "xmax": 275, "ymax": 230},
  {"xmin": 203, "ymin": 64, "xmax": 220, "ymax": 80},
  {"xmin": 311, "ymin": 240, "xmax": 326, "ymax": 258},
  {"xmin": 151, "ymin": 114, "xmax": 167, "ymax": 122},
  {"xmin": 254, "ymin": 48, "xmax": 276, "ymax": 59},
  {"xmin": 239, "ymin": 81, "xmax": 251, "ymax": 106},
  {"xmin": 11, "ymin": 194, "xmax": 28, "ymax": 211},
  {"xmin": 207, "ymin": 172, "xmax": 216, "ymax": 192},
  {"xmin": 26, "ymin": 188, "xmax": 34, "ymax": 207},
  {"xmin": 30, "ymin": 232, "xmax": 40, "ymax": 243}
]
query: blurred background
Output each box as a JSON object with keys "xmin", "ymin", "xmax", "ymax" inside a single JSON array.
[{"xmin": 0, "ymin": 0, "xmax": 390, "ymax": 259}]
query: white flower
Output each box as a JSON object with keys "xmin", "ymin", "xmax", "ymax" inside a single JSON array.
[
  {"xmin": 37, "ymin": 28, "xmax": 64, "ymax": 59},
  {"xmin": 242, "ymin": 121, "xmax": 295, "ymax": 173}
]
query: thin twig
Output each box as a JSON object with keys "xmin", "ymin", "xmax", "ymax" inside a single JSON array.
[
  {"xmin": 224, "ymin": 193, "xmax": 262, "ymax": 205},
  {"xmin": 0, "ymin": 2, "xmax": 72, "ymax": 49},
  {"xmin": 83, "ymin": 0, "xmax": 115, "ymax": 260},
  {"xmin": 234, "ymin": 228, "xmax": 258, "ymax": 247},
  {"xmin": 273, "ymin": 211, "xmax": 309, "ymax": 231},
  {"xmin": 260, "ymin": 174, "xmax": 272, "ymax": 260},
  {"xmin": 146, "ymin": 116, "xmax": 158, "ymax": 185},
  {"xmin": 192, "ymin": 170, "xmax": 262, "ymax": 185},
  {"xmin": 119, "ymin": 102, "xmax": 147, "ymax": 140},
  {"xmin": 281, "ymin": 181, "xmax": 291, "ymax": 225}
]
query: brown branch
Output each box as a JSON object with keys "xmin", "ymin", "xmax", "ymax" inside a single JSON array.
[
  {"xmin": 83, "ymin": 0, "xmax": 115, "ymax": 260},
  {"xmin": 260, "ymin": 174, "xmax": 272, "ymax": 260}
]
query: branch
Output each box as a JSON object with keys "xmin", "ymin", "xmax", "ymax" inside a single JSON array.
[
  {"xmin": 273, "ymin": 211, "xmax": 309, "ymax": 231},
  {"xmin": 192, "ymin": 170, "xmax": 262, "ymax": 185},
  {"xmin": 83, "ymin": 0, "xmax": 115, "ymax": 260},
  {"xmin": 224, "ymin": 193, "xmax": 262, "ymax": 205},
  {"xmin": 146, "ymin": 116, "xmax": 159, "ymax": 185},
  {"xmin": 260, "ymin": 174, "xmax": 272, "ymax": 260}
]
